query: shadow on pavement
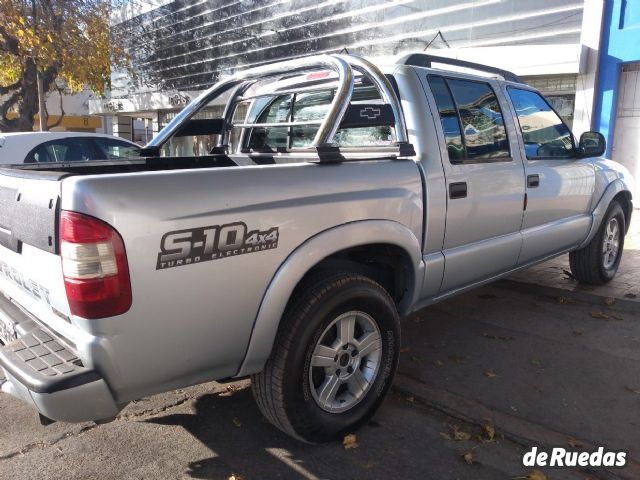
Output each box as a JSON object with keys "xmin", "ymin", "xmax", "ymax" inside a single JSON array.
[
  {"xmin": 147, "ymin": 388, "xmax": 320, "ymax": 479},
  {"xmin": 145, "ymin": 385, "xmax": 524, "ymax": 480}
]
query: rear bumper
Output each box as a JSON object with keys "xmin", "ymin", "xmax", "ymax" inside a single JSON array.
[{"xmin": 0, "ymin": 296, "xmax": 119, "ymax": 422}]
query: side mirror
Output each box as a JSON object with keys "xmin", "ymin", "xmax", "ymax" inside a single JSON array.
[{"xmin": 578, "ymin": 131, "xmax": 606, "ymax": 158}]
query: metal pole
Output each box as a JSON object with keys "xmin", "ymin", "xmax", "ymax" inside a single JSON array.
[
  {"xmin": 32, "ymin": 0, "xmax": 47, "ymax": 131},
  {"xmin": 37, "ymin": 72, "xmax": 47, "ymax": 131}
]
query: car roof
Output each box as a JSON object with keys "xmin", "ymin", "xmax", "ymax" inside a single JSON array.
[{"xmin": 0, "ymin": 131, "xmax": 137, "ymax": 141}]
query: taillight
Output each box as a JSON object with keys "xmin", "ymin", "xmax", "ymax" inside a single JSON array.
[
  {"xmin": 60, "ymin": 210, "xmax": 132, "ymax": 319},
  {"xmin": 306, "ymin": 70, "xmax": 331, "ymax": 80}
]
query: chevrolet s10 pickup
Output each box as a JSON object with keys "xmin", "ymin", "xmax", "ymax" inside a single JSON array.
[{"xmin": 0, "ymin": 54, "xmax": 633, "ymax": 442}]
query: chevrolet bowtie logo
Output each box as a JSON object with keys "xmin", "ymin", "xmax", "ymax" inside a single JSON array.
[{"xmin": 360, "ymin": 107, "xmax": 381, "ymax": 119}]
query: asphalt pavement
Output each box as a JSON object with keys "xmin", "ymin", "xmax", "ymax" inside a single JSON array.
[
  {"xmin": 0, "ymin": 375, "xmax": 573, "ymax": 480},
  {"xmin": 1, "ymin": 220, "xmax": 639, "ymax": 479}
]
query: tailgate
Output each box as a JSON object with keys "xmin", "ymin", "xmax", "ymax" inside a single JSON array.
[{"xmin": 0, "ymin": 171, "xmax": 71, "ymax": 343}]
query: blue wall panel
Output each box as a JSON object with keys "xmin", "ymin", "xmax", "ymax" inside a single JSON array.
[{"xmin": 594, "ymin": 0, "xmax": 640, "ymax": 157}]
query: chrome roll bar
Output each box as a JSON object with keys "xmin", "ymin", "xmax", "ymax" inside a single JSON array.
[
  {"xmin": 146, "ymin": 54, "xmax": 410, "ymax": 153},
  {"xmin": 334, "ymin": 54, "xmax": 408, "ymax": 144}
]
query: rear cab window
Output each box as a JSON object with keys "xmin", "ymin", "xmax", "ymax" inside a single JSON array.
[{"xmin": 243, "ymin": 84, "xmax": 396, "ymax": 152}]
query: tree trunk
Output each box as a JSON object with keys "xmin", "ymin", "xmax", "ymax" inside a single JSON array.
[{"xmin": 0, "ymin": 59, "xmax": 58, "ymax": 133}]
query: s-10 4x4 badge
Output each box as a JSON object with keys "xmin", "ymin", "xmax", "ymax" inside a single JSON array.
[{"xmin": 156, "ymin": 222, "xmax": 278, "ymax": 270}]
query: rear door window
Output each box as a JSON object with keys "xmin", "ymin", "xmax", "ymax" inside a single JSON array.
[
  {"xmin": 446, "ymin": 79, "xmax": 509, "ymax": 160},
  {"xmin": 428, "ymin": 75, "xmax": 510, "ymax": 163},
  {"xmin": 427, "ymin": 76, "xmax": 465, "ymax": 162}
]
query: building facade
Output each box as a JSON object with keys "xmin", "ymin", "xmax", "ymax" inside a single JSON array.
[
  {"xmin": 5, "ymin": 89, "xmax": 104, "ymax": 133},
  {"xmin": 93, "ymin": 0, "xmax": 605, "ymax": 147}
]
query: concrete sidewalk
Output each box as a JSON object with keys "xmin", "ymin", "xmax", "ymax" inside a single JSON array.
[
  {"xmin": 509, "ymin": 212, "xmax": 640, "ymax": 302},
  {"xmin": 397, "ymin": 223, "xmax": 640, "ymax": 480}
]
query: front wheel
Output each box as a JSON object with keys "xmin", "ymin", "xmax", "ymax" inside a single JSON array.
[
  {"xmin": 251, "ymin": 272, "xmax": 400, "ymax": 443},
  {"xmin": 569, "ymin": 200, "xmax": 626, "ymax": 285}
]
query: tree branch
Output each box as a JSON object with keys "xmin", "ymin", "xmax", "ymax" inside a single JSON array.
[
  {"xmin": 0, "ymin": 26, "xmax": 20, "ymax": 54},
  {"xmin": 0, "ymin": 79, "xmax": 22, "ymax": 95},
  {"xmin": 41, "ymin": 63, "xmax": 59, "ymax": 88},
  {"xmin": 46, "ymin": 83, "xmax": 65, "ymax": 129},
  {"xmin": 0, "ymin": 89, "xmax": 21, "ymax": 120}
]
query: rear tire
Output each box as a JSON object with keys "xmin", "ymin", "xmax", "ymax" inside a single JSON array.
[
  {"xmin": 251, "ymin": 272, "xmax": 400, "ymax": 443},
  {"xmin": 569, "ymin": 201, "xmax": 625, "ymax": 285}
]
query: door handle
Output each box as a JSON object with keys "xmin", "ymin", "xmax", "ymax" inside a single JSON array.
[
  {"xmin": 449, "ymin": 182, "xmax": 467, "ymax": 199},
  {"xmin": 527, "ymin": 174, "xmax": 540, "ymax": 188}
]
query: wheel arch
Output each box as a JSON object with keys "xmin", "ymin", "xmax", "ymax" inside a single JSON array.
[
  {"xmin": 236, "ymin": 220, "xmax": 423, "ymax": 377},
  {"xmin": 613, "ymin": 190, "xmax": 633, "ymax": 233},
  {"xmin": 579, "ymin": 179, "xmax": 633, "ymax": 249}
]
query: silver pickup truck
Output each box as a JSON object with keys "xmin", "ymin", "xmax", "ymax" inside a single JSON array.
[{"xmin": 0, "ymin": 54, "xmax": 633, "ymax": 443}]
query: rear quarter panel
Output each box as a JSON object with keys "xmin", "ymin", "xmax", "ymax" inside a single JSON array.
[{"xmin": 60, "ymin": 160, "xmax": 423, "ymax": 402}]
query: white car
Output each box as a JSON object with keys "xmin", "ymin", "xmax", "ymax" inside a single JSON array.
[{"xmin": 0, "ymin": 132, "xmax": 141, "ymax": 164}]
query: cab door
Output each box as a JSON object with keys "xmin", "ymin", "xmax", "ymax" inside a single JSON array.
[
  {"xmin": 504, "ymin": 87, "xmax": 595, "ymax": 265},
  {"xmin": 423, "ymin": 75, "xmax": 526, "ymax": 293}
]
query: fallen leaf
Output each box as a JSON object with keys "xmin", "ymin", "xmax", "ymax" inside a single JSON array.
[
  {"xmin": 225, "ymin": 385, "xmax": 238, "ymax": 395},
  {"xmin": 448, "ymin": 354, "xmax": 466, "ymax": 364},
  {"xmin": 573, "ymin": 330, "xmax": 583, "ymax": 336},
  {"xmin": 484, "ymin": 368, "xmax": 497, "ymax": 379},
  {"xmin": 590, "ymin": 310, "xmax": 610, "ymax": 320},
  {"xmin": 232, "ymin": 417, "xmax": 241, "ymax": 427},
  {"xmin": 228, "ymin": 475, "xmax": 242, "ymax": 480},
  {"xmin": 604, "ymin": 297, "xmax": 616, "ymax": 306},
  {"xmin": 453, "ymin": 429, "xmax": 472, "ymax": 441},
  {"xmin": 527, "ymin": 470, "xmax": 548, "ymax": 480},
  {"xmin": 435, "ymin": 359, "xmax": 444, "ymax": 367},
  {"xmin": 624, "ymin": 386, "xmax": 640, "ymax": 394},
  {"xmin": 343, "ymin": 433, "xmax": 359, "ymax": 449},
  {"xmin": 463, "ymin": 451, "xmax": 476, "ymax": 465},
  {"xmin": 558, "ymin": 296, "xmax": 576, "ymax": 304},
  {"xmin": 400, "ymin": 347, "xmax": 410, "ymax": 353},
  {"xmin": 406, "ymin": 395, "xmax": 415, "ymax": 403},
  {"xmin": 530, "ymin": 359, "xmax": 542, "ymax": 367},
  {"xmin": 439, "ymin": 431, "xmax": 452, "ymax": 441},
  {"xmin": 611, "ymin": 313, "xmax": 624, "ymax": 321},
  {"xmin": 567, "ymin": 437, "xmax": 584, "ymax": 448},
  {"xmin": 483, "ymin": 424, "xmax": 495, "ymax": 441},
  {"xmin": 410, "ymin": 355, "xmax": 422, "ymax": 363}
]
